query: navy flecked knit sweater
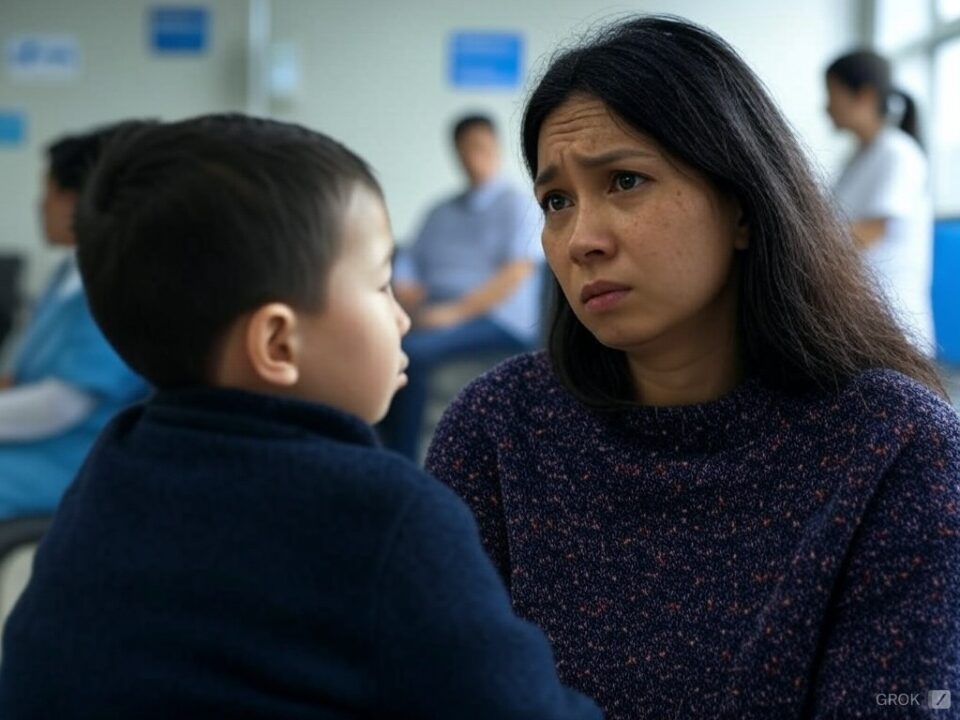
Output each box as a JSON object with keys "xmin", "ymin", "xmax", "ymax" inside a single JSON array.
[
  {"xmin": 0, "ymin": 386, "xmax": 601, "ymax": 720},
  {"xmin": 425, "ymin": 352, "xmax": 960, "ymax": 719}
]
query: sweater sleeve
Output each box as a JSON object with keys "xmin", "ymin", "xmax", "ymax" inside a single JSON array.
[
  {"xmin": 425, "ymin": 382, "xmax": 513, "ymax": 584},
  {"xmin": 372, "ymin": 479, "xmax": 602, "ymax": 720},
  {"xmin": 809, "ymin": 402, "xmax": 960, "ymax": 717}
]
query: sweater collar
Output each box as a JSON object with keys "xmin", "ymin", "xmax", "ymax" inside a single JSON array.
[
  {"xmin": 143, "ymin": 386, "xmax": 379, "ymax": 448},
  {"xmin": 588, "ymin": 376, "xmax": 793, "ymax": 454}
]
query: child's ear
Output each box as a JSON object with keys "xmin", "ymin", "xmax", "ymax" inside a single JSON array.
[{"xmin": 244, "ymin": 303, "xmax": 300, "ymax": 387}]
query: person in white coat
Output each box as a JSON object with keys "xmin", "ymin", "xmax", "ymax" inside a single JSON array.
[{"xmin": 826, "ymin": 50, "xmax": 935, "ymax": 354}]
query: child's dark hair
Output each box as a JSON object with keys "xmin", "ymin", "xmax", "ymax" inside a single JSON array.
[{"xmin": 76, "ymin": 113, "xmax": 383, "ymax": 388}]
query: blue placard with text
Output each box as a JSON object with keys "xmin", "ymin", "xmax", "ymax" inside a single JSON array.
[
  {"xmin": 150, "ymin": 7, "xmax": 208, "ymax": 54},
  {"xmin": 450, "ymin": 32, "xmax": 522, "ymax": 88},
  {"xmin": 0, "ymin": 111, "xmax": 26, "ymax": 147},
  {"xmin": 6, "ymin": 35, "xmax": 80, "ymax": 79}
]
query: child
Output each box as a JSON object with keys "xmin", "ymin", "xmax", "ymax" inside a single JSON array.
[{"xmin": 0, "ymin": 115, "xmax": 601, "ymax": 719}]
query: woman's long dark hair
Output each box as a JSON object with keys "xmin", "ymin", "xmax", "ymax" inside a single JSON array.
[
  {"xmin": 522, "ymin": 15, "xmax": 944, "ymax": 406},
  {"xmin": 827, "ymin": 50, "xmax": 921, "ymax": 146}
]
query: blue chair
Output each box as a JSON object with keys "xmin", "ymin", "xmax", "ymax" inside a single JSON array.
[{"xmin": 933, "ymin": 218, "xmax": 960, "ymax": 364}]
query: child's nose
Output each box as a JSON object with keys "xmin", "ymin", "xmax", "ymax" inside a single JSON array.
[{"xmin": 396, "ymin": 302, "xmax": 411, "ymax": 336}]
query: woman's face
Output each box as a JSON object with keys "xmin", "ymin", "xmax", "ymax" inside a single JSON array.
[
  {"xmin": 535, "ymin": 95, "xmax": 748, "ymax": 362},
  {"xmin": 40, "ymin": 174, "xmax": 78, "ymax": 247},
  {"xmin": 825, "ymin": 75, "xmax": 877, "ymax": 131}
]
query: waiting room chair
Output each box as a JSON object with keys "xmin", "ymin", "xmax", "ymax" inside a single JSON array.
[{"xmin": 0, "ymin": 515, "xmax": 53, "ymax": 654}]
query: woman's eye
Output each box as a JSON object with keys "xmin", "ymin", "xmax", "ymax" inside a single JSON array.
[
  {"xmin": 613, "ymin": 172, "xmax": 644, "ymax": 191},
  {"xmin": 541, "ymin": 193, "xmax": 570, "ymax": 213}
]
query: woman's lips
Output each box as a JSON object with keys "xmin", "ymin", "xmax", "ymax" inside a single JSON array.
[
  {"xmin": 580, "ymin": 281, "xmax": 631, "ymax": 312},
  {"xmin": 584, "ymin": 289, "xmax": 629, "ymax": 312}
]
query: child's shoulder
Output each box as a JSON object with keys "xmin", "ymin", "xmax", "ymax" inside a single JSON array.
[
  {"xmin": 330, "ymin": 440, "xmax": 465, "ymax": 509},
  {"xmin": 351, "ymin": 445, "xmax": 482, "ymax": 545}
]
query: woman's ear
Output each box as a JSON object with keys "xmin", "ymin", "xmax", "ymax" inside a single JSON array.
[
  {"xmin": 244, "ymin": 303, "xmax": 300, "ymax": 387},
  {"xmin": 727, "ymin": 195, "xmax": 750, "ymax": 250},
  {"xmin": 734, "ymin": 210, "xmax": 750, "ymax": 250}
]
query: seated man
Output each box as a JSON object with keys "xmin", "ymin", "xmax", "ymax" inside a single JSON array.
[
  {"xmin": 379, "ymin": 114, "xmax": 542, "ymax": 460},
  {"xmin": 0, "ymin": 124, "xmax": 148, "ymax": 518}
]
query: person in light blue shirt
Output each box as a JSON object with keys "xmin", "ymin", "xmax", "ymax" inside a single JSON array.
[
  {"xmin": 0, "ymin": 125, "xmax": 148, "ymax": 518},
  {"xmin": 380, "ymin": 114, "xmax": 543, "ymax": 460}
]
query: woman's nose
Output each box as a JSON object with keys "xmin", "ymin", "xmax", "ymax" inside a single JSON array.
[{"xmin": 567, "ymin": 206, "xmax": 616, "ymax": 264}]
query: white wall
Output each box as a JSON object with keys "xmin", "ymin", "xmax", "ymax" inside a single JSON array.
[
  {"xmin": 0, "ymin": 0, "xmax": 859, "ymax": 298},
  {"xmin": 0, "ymin": 0, "xmax": 249, "ymax": 295},
  {"xmin": 269, "ymin": 0, "xmax": 860, "ymax": 243}
]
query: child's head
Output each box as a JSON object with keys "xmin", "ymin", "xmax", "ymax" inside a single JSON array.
[{"xmin": 76, "ymin": 114, "xmax": 410, "ymax": 423}]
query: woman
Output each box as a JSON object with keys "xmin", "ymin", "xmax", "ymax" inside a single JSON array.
[
  {"xmin": 826, "ymin": 50, "xmax": 935, "ymax": 354},
  {"xmin": 426, "ymin": 16, "xmax": 960, "ymax": 720},
  {"xmin": 0, "ymin": 124, "xmax": 147, "ymax": 517}
]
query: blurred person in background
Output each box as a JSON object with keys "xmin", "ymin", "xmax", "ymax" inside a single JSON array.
[
  {"xmin": 379, "ymin": 114, "xmax": 543, "ymax": 461},
  {"xmin": 826, "ymin": 49, "xmax": 935, "ymax": 354},
  {"xmin": 0, "ymin": 123, "xmax": 148, "ymax": 518}
]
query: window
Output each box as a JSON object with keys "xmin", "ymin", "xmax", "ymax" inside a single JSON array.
[
  {"xmin": 872, "ymin": 0, "xmax": 960, "ymax": 214},
  {"xmin": 933, "ymin": 37, "xmax": 960, "ymax": 213},
  {"xmin": 876, "ymin": 0, "xmax": 932, "ymax": 52},
  {"xmin": 937, "ymin": 0, "xmax": 960, "ymax": 22},
  {"xmin": 892, "ymin": 53, "xmax": 931, "ymax": 118}
]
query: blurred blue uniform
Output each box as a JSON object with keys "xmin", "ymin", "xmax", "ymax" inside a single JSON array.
[{"xmin": 0, "ymin": 257, "xmax": 147, "ymax": 517}]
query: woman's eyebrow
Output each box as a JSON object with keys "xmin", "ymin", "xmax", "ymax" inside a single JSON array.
[{"xmin": 534, "ymin": 148, "xmax": 657, "ymax": 188}]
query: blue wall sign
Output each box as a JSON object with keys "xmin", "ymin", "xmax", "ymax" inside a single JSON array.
[
  {"xmin": 0, "ymin": 110, "xmax": 26, "ymax": 147},
  {"xmin": 149, "ymin": 7, "xmax": 209, "ymax": 54},
  {"xmin": 450, "ymin": 32, "xmax": 522, "ymax": 88},
  {"xmin": 5, "ymin": 35, "xmax": 80, "ymax": 80}
]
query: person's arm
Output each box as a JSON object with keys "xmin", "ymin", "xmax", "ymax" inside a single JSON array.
[
  {"xmin": 807, "ymin": 406, "xmax": 960, "ymax": 717},
  {"xmin": 416, "ymin": 259, "xmax": 536, "ymax": 329},
  {"xmin": 848, "ymin": 140, "xmax": 926, "ymax": 253},
  {"xmin": 425, "ymin": 380, "xmax": 512, "ymax": 583},
  {"xmin": 392, "ymin": 281, "xmax": 427, "ymax": 316},
  {"xmin": 851, "ymin": 218, "xmax": 888, "ymax": 250},
  {"xmin": 418, "ymin": 190, "xmax": 543, "ymax": 330},
  {"xmin": 390, "ymin": 243, "xmax": 428, "ymax": 316},
  {"xmin": 372, "ymin": 480, "xmax": 602, "ymax": 720},
  {"xmin": 0, "ymin": 378, "xmax": 96, "ymax": 441}
]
